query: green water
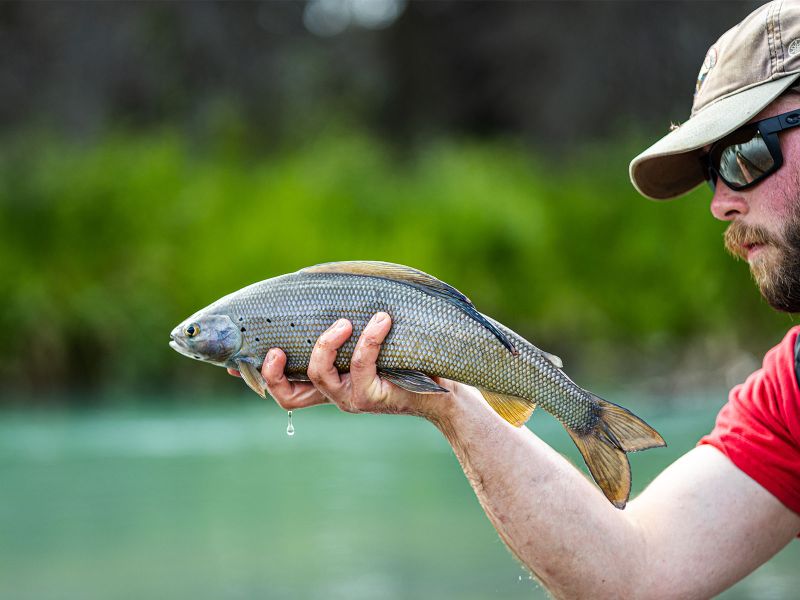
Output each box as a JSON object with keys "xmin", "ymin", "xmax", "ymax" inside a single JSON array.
[{"xmin": 1, "ymin": 396, "xmax": 798, "ymax": 599}]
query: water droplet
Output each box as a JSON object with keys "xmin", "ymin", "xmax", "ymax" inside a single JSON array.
[{"xmin": 286, "ymin": 410, "xmax": 295, "ymax": 436}]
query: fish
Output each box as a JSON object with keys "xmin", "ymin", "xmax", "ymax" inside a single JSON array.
[{"xmin": 169, "ymin": 260, "xmax": 665, "ymax": 508}]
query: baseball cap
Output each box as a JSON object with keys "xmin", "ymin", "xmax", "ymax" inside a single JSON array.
[{"xmin": 630, "ymin": 0, "xmax": 800, "ymax": 200}]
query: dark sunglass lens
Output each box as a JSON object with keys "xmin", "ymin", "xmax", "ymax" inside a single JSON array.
[{"xmin": 716, "ymin": 131, "xmax": 775, "ymax": 188}]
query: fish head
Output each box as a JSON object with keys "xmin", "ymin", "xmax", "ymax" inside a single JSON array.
[{"xmin": 169, "ymin": 313, "xmax": 242, "ymax": 366}]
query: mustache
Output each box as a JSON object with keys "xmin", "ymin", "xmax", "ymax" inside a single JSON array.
[{"xmin": 723, "ymin": 222, "xmax": 783, "ymax": 260}]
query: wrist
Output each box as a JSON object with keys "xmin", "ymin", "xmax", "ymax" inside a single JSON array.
[{"xmin": 425, "ymin": 383, "xmax": 487, "ymax": 434}]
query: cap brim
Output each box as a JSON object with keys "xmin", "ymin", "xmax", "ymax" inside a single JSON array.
[{"xmin": 630, "ymin": 74, "xmax": 800, "ymax": 200}]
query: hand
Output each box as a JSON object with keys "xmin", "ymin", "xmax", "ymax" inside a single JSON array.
[{"xmin": 228, "ymin": 312, "xmax": 467, "ymax": 421}]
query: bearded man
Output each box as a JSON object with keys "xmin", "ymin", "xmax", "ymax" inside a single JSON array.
[{"xmin": 236, "ymin": 1, "xmax": 800, "ymax": 597}]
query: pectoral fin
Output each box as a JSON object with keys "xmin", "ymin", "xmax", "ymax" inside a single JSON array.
[
  {"xmin": 480, "ymin": 389, "xmax": 536, "ymax": 427},
  {"xmin": 379, "ymin": 368, "xmax": 449, "ymax": 393},
  {"xmin": 236, "ymin": 360, "xmax": 267, "ymax": 398}
]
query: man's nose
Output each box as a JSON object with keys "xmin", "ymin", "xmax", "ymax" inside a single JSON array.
[{"xmin": 709, "ymin": 184, "xmax": 749, "ymax": 221}]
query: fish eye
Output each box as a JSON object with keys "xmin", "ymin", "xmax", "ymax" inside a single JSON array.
[{"xmin": 184, "ymin": 323, "xmax": 200, "ymax": 337}]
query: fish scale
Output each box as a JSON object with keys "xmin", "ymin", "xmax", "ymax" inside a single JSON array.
[
  {"xmin": 170, "ymin": 261, "xmax": 665, "ymax": 508},
  {"xmin": 227, "ymin": 272, "xmax": 594, "ymax": 430}
]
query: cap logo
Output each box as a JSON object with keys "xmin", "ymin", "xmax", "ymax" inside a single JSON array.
[
  {"xmin": 789, "ymin": 39, "xmax": 800, "ymax": 57},
  {"xmin": 695, "ymin": 46, "xmax": 718, "ymax": 97}
]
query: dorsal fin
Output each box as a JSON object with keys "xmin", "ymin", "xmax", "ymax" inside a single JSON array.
[
  {"xmin": 300, "ymin": 261, "xmax": 518, "ymax": 355},
  {"xmin": 302, "ymin": 261, "xmax": 471, "ymax": 302}
]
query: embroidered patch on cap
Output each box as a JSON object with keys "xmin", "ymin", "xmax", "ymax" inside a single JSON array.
[{"xmin": 695, "ymin": 46, "xmax": 718, "ymax": 96}]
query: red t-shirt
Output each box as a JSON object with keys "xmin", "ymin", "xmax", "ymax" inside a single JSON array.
[{"xmin": 699, "ymin": 326, "xmax": 800, "ymax": 515}]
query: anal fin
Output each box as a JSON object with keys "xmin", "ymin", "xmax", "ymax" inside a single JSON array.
[
  {"xmin": 379, "ymin": 368, "xmax": 449, "ymax": 394},
  {"xmin": 237, "ymin": 360, "xmax": 267, "ymax": 399},
  {"xmin": 480, "ymin": 390, "xmax": 536, "ymax": 427}
]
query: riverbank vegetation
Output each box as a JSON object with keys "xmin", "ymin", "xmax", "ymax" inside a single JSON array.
[{"xmin": 1, "ymin": 128, "xmax": 790, "ymax": 403}]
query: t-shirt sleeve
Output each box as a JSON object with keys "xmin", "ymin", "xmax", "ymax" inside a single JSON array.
[{"xmin": 699, "ymin": 326, "xmax": 800, "ymax": 515}]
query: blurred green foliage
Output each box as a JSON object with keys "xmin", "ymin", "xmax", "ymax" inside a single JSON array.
[{"xmin": 0, "ymin": 128, "xmax": 792, "ymax": 401}]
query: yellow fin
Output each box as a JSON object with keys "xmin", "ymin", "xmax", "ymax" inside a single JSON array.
[
  {"xmin": 594, "ymin": 398, "xmax": 666, "ymax": 451},
  {"xmin": 237, "ymin": 360, "xmax": 267, "ymax": 399},
  {"xmin": 567, "ymin": 428, "xmax": 631, "ymax": 509},
  {"xmin": 479, "ymin": 389, "xmax": 536, "ymax": 427},
  {"xmin": 567, "ymin": 394, "xmax": 666, "ymax": 509}
]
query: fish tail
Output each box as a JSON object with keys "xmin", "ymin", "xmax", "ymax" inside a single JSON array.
[{"xmin": 566, "ymin": 394, "xmax": 665, "ymax": 509}]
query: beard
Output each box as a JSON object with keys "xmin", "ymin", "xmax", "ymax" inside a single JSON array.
[{"xmin": 724, "ymin": 206, "xmax": 800, "ymax": 312}]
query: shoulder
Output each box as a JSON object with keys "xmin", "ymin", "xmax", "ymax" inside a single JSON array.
[
  {"xmin": 700, "ymin": 327, "xmax": 800, "ymax": 515},
  {"xmin": 751, "ymin": 326, "xmax": 800, "ymax": 409}
]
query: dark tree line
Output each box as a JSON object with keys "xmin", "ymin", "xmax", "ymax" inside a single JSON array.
[{"xmin": 0, "ymin": 1, "xmax": 761, "ymax": 147}]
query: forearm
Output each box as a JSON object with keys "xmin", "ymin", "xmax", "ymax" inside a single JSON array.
[
  {"xmin": 430, "ymin": 385, "xmax": 800, "ymax": 600},
  {"xmin": 431, "ymin": 385, "xmax": 648, "ymax": 599}
]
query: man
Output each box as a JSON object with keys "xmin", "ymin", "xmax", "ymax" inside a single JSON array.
[{"xmin": 235, "ymin": 1, "xmax": 800, "ymax": 597}]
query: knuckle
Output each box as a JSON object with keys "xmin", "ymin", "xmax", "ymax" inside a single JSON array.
[
  {"xmin": 361, "ymin": 335, "xmax": 381, "ymax": 348},
  {"xmin": 315, "ymin": 337, "xmax": 332, "ymax": 352},
  {"xmin": 350, "ymin": 349, "xmax": 372, "ymax": 371},
  {"xmin": 307, "ymin": 366, "xmax": 323, "ymax": 384},
  {"xmin": 351, "ymin": 387, "xmax": 374, "ymax": 410},
  {"xmin": 273, "ymin": 396, "xmax": 292, "ymax": 410},
  {"xmin": 352, "ymin": 397, "xmax": 370, "ymax": 412},
  {"xmin": 334, "ymin": 400, "xmax": 355, "ymax": 414}
]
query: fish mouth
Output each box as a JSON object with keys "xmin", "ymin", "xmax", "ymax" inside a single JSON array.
[
  {"xmin": 169, "ymin": 328, "xmax": 182, "ymax": 351},
  {"xmin": 169, "ymin": 334, "xmax": 200, "ymax": 360},
  {"xmin": 169, "ymin": 337, "xmax": 192, "ymax": 357}
]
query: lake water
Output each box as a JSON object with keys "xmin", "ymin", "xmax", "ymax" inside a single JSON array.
[{"xmin": 1, "ymin": 395, "xmax": 797, "ymax": 599}]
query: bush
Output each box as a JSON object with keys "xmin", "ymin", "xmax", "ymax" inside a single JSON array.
[{"xmin": 0, "ymin": 128, "xmax": 790, "ymax": 401}]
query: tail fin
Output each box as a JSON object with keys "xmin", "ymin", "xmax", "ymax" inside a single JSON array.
[{"xmin": 567, "ymin": 395, "xmax": 665, "ymax": 509}]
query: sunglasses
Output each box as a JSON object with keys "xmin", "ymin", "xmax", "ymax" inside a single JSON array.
[{"xmin": 702, "ymin": 108, "xmax": 800, "ymax": 192}]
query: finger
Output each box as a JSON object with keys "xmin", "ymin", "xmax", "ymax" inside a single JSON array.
[
  {"xmin": 307, "ymin": 319, "xmax": 353, "ymax": 398},
  {"xmin": 350, "ymin": 312, "xmax": 392, "ymax": 403},
  {"xmin": 227, "ymin": 368, "xmax": 241, "ymax": 377},
  {"xmin": 262, "ymin": 348, "xmax": 327, "ymax": 410}
]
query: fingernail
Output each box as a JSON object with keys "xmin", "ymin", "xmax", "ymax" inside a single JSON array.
[
  {"xmin": 336, "ymin": 319, "xmax": 348, "ymax": 329},
  {"xmin": 373, "ymin": 313, "xmax": 386, "ymax": 324},
  {"xmin": 266, "ymin": 351, "xmax": 274, "ymax": 364}
]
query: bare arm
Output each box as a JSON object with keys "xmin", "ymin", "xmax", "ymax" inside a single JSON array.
[
  {"xmin": 234, "ymin": 314, "xmax": 800, "ymax": 599},
  {"xmin": 432, "ymin": 388, "xmax": 800, "ymax": 599}
]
